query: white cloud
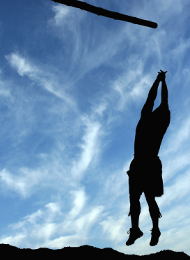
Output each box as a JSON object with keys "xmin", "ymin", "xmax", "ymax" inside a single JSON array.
[
  {"xmin": 5, "ymin": 52, "xmax": 77, "ymax": 109},
  {"xmin": 160, "ymin": 169, "xmax": 190, "ymax": 208},
  {"xmin": 0, "ymin": 80, "xmax": 11, "ymax": 97},
  {"xmin": 0, "ymin": 194, "xmax": 104, "ymax": 249},
  {"xmin": 0, "ymin": 168, "xmax": 47, "ymax": 198},
  {"xmin": 43, "ymin": 234, "xmax": 84, "ymax": 248},
  {"xmin": 162, "ymin": 116, "xmax": 190, "ymax": 155},
  {"xmin": 71, "ymin": 117, "xmax": 102, "ymax": 180},
  {"xmin": 51, "ymin": 3, "xmax": 85, "ymax": 28},
  {"xmin": 34, "ymin": 223, "xmax": 57, "ymax": 241},
  {"xmin": 74, "ymin": 206, "xmax": 104, "ymax": 233},
  {"xmin": 5, "ymin": 53, "xmax": 37, "ymax": 77},
  {"xmin": 0, "ymin": 234, "xmax": 26, "ymax": 247},
  {"xmin": 130, "ymin": 75, "xmax": 151, "ymax": 99},
  {"xmin": 24, "ymin": 210, "xmax": 43, "ymax": 225},
  {"xmin": 1, "ymin": 0, "xmax": 190, "ymax": 254},
  {"xmin": 157, "ymin": 0, "xmax": 183, "ymax": 13},
  {"xmin": 94, "ymin": 102, "xmax": 107, "ymax": 117},
  {"xmin": 103, "ymin": 159, "xmax": 131, "ymax": 198},
  {"xmin": 172, "ymin": 38, "xmax": 190, "ymax": 58},
  {"xmin": 160, "ymin": 204, "xmax": 190, "ymax": 230},
  {"xmin": 49, "ymin": 5, "xmax": 148, "ymax": 85},
  {"xmin": 162, "ymin": 152, "xmax": 190, "ymax": 182},
  {"xmin": 69, "ymin": 189, "xmax": 87, "ymax": 219},
  {"xmin": 111, "ymin": 61, "xmax": 153, "ymax": 110},
  {"xmin": 45, "ymin": 202, "xmax": 61, "ymax": 214},
  {"xmin": 100, "ymin": 215, "xmax": 127, "ymax": 242},
  {"xmin": 52, "ymin": 5, "xmax": 70, "ymax": 25}
]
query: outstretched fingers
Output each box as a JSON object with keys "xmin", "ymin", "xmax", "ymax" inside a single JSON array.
[
  {"xmin": 157, "ymin": 70, "xmax": 167, "ymax": 82},
  {"xmin": 158, "ymin": 70, "xmax": 167, "ymax": 74}
]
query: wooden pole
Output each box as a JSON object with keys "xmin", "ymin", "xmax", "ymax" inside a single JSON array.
[{"xmin": 52, "ymin": 0, "xmax": 158, "ymax": 29}]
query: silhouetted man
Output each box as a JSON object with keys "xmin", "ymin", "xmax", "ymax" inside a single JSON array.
[{"xmin": 126, "ymin": 70, "xmax": 170, "ymax": 246}]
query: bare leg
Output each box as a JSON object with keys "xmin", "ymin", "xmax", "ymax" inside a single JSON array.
[
  {"xmin": 126, "ymin": 187, "xmax": 143, "ymax": 246},
  {"xmin": 144, "ymin": 192, "xmax": 161, "ymax": 229},
  {"xmin": 130, "ymin": 198, "xmax": 141, "ymax": 229},
  {"xmin": 128, "ymin": 175, "xmax": 142, "ymax": 229},
  {"xmin": 144, "ymin": 192, "xmax": 161, "ymax": 246}
]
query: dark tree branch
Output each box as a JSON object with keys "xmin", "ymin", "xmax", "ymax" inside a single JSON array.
[{"xmin": 52, "ymin": 0, "xmax": 158, "ymax": 29}]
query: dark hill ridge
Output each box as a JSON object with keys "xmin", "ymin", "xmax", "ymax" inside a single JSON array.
[{"xmin": 1, "ymin": 244, "xmax": 190, "ymax": 259}]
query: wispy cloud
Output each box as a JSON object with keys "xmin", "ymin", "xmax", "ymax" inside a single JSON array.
[
  {"xmin": 0, "ymin": 168, "xmax": 47, "ymax": 198},
  {"xmin": 69, "ymin": 189, "xmax": 87, "ymax": 219},
  {"xmin": 0, "ymin": 80, "xmax": 11, "ymax": 97},
  {"xmin": 52, "ymin": 5, "xmax": 71, "ymax": 25},
  {"xmin": 1, "ymin": 0, "xmax": 190, "ymax": 255},
  {"xmin": 0, "ymin": 234, "xmax": 27, "ymax": 248},
  {"xmin": 100, "ymin": 215, "xmax": 127, "ymax": 243},
  {"xmin": 71, "ymin": 116, "xmax": 102, "ymax": 181},
  {"xmin": 0, "ymin": 194, "xmax": 104, "ymax": 249},
  {"xmin": 112, "ymin": 61, "xmax": 152, "ymax": 110},
  {"xmin": 162, "ymin": 115, "xmax": 190, "ymax": 155},
  {"xmin": 5, "ymin": 53, "xmax": 37, "ymax": 77},
  {"xmin": 5, "ymin": 53, "xmax": 77, "ymax": 109}
]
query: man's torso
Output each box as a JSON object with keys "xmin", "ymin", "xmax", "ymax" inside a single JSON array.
[{"xmin": 134, "ymin": 104, "xmax": 170, "ymax": 157}]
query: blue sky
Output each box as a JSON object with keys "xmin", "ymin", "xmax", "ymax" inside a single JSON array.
[{"xmin": 0, "ymin": 0, "xmax": 190, "ymax": 255}]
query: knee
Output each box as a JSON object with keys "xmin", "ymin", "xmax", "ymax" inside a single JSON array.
[
  {"xmin": 148, "ymin": 202, "xmax": 162, "ymax": 218},
  {"xmin": 130, "ymin": 196, "xmax": 141, "ymax": 207},
  {"xmin": 129, "ymin": 197, "xmax": 141, "ymax": 213},
  {"xmin": 145, "ymin": 193, "xmax": 156, "ymax": 205},
  {"xmin": 147, "ymin": 198, "xmax": 158, "ymax": 211}
]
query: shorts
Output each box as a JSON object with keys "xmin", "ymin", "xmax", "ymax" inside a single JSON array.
[{"xmin": 127, "ymin": 155, "xmax": 164, "ymax": 197}]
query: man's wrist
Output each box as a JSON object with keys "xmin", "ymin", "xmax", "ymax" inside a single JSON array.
[
  {"xmin": 155, "ymin": 77, "xmax": 161, "ymax": 83},
  {"xmin": 161, "ymin": 78, "xmax": 166, "ymax": 83}
]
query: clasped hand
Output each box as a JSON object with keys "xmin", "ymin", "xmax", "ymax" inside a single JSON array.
[{"xmin": 157, "ymin": 70, "xmax": 167, "ymax": 82}]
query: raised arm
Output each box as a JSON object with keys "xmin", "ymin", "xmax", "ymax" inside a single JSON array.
[
  {"xmin": 141, "ymin": 70, "xmax": 168, "ymax": 117},
  {"xmin": 161, "ymin": 75, "xmax": 169, "ymax": 108},
  {"xmin": 141, "ymin": 73, "xmax": 161, "ymax": 117}
]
